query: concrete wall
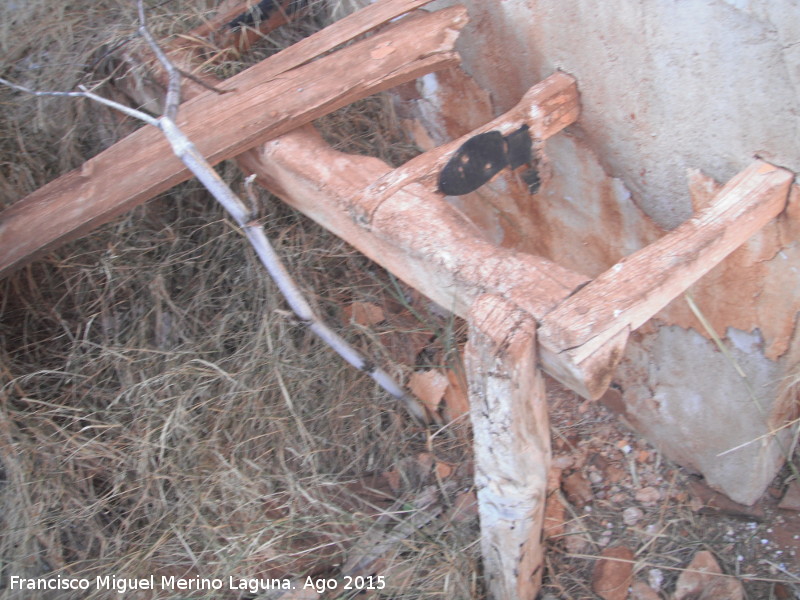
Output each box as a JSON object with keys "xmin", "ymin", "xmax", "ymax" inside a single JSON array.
[
  {"xmin": 429, "ymin": 0, "xmax": 800, "ymax": 229},
  {"xmin": 398, "ymin": 0, "xmax": 800, "ymax": 504}
]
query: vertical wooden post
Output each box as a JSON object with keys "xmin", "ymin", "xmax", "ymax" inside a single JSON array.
[{"xmin": 466, "ymin": 294, "xmax": 550, "ymax": 600}]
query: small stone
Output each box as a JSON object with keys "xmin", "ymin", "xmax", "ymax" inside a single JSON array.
[
  {"xmin": 563, "ymin": 471, "xmax": 594, "ymax": 507},
  {"xmin": 343, "ymin": 301, "xmax": 385, "ymax": 326},
  {"xmin": 635, "ymin": 486, "xmax": 661, "ymax": 505},
  {"xmin": 622, "ymin": 506, "xmax": 644, "ymax": 526},
  {"xmin": 605, "ymin": 464, "xmax": 627, "ymax": 483},
  {"xmin": 552, "ymin": 454, "xmax": 575, "ymax": 469},
  {"xmin": 592, "ymin": 546, "xmax": 634, "ymax": 600},
  {"xmin": 408, "ymin": 370, "xmax": 448, "ymax": 415},
  {"xmin": 630, "ymin": 580, "xmax": 661, "ymax": 600},
  {"xmin": 647, "ymin": 568, "xmax": 664, "ymax": 591},
  {"xmin": 673, "ymin": 550, "xmax": 744, "ymax": 600}
]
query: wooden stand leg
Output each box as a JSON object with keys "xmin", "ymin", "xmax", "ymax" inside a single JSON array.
[{"xmin": 466, "ymin": 294, "xmax": 550, "ymax": 600}]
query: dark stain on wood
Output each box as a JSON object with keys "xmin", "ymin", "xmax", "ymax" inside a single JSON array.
[{"xmin": 438, "ymin": 124, "xmax": 539, "ymax": 196}]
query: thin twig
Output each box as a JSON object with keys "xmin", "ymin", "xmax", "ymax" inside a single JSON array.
[
  {"xmin": 242, "ymin": 178, "xmax": 428, "ymax": 423},
  {"xmin": 136, "ymin": 0, "xmax": 427, "ymax": 423},
  {"xmin": 138, "ymin": 0, "xmax": 180, "ymax": 121},
  {"xmin": 0, "ymin": 77, "xmax": 158, "ymax": 126}
]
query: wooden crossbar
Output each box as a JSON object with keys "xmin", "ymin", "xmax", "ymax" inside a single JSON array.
[{"xmin": 538, "ymin": 160, "xmax": 794, "ymax": 399}]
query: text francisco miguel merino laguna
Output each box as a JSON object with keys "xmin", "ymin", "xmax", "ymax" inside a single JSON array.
[{"xmin": 10, "ymin": 574, "xmax": 301, "ymax": 595}]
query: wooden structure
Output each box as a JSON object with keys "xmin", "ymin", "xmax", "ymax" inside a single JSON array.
[{"xmin": 0, "ymin": 1, "xmax": 794, "ymax": 598}]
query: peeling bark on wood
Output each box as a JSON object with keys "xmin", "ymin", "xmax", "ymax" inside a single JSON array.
[
  {"xmin": 238, "ymin": 125, "xmax": 588, "ymax": 321},
  {"xmin": 0, "ymin": 1, "xmax": 460, "ymax": 277},
  {"xmin": 466, "ymin": 294, "xmax": 548, "ymax": 600},
  {"xmin": 359, "ymin": 71, "xmax": 580, "ymax": 218},
  {"xmin": 538, "ymin": 160, "xmax": 794, "ymax": 399},
  {"xmin": 667, "ymin": 176, "xmax": 800, "ymax": 361}
]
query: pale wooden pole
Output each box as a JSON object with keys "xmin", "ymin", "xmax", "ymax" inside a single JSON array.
[{"xmin": 466, "ymin": 294, "xmax": 549, "ymax": 599}]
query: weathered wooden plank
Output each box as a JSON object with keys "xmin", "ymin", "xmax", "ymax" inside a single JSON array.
[
  {"xmin": 239, "ymin": 124, "xmax": 588, "ymax": 322},
  {"xmin": 0, "ymin": 0, "xmax": 454, "ymax": 278},
  {"xmin": 466, "ymin": 294, "xmax": 549, "ymax": 600},
  {"xmin": 538, "ymin": 160, "xmax": 794, "ymax": 399}
]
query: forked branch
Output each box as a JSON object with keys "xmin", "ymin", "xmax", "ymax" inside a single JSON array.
[{"xmin": 0, "ymin": 0, "xmax": 428, "ymax": 424}]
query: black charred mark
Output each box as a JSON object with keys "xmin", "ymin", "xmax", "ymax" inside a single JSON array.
[
  {"xmin": 438, "ymin": 125, "xmax": 539, "ymax": 196},
  {"xmin": 505, "ymin": 124, "xmax": 532, "ymax": 169},
  {"xmin": 521, "ymin": 167, "xmax": 541, "ymax": 195},
  {"xmin": 438, "ymin": 131, "xmax": 507, "ymax": 196},
  {"xmin": 227, "ymin": 0, "xmax": 308, "ymax": 29}
]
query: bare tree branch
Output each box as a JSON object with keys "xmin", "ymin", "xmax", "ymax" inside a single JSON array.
[
  {"xmin": 137, "ymin": 0, "xmax": 181, "ymax": 120},
  {"xmin": 0, "ymin": 77, "xmax": 159, "ymax": 125}
]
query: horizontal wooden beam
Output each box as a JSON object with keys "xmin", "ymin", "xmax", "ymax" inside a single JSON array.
[
  {"xmin": 108, "ymin": 7, "xmax": 588, "ymax": 325},
  {"xmin": 241, "ymin": 125, "xmax": 587, "ymax": 320},
  {"xmin": 239, "ymin": 74, "xmax": 588, "ymax": 321},
  {"xmin": 0, "ymin": 0, "xmax": 456, "ymax": 278},
  {"xmin": 538, "ymin": 160, "xmax": 794, "ymax": 399}
]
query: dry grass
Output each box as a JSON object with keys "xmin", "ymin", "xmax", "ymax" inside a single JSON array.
[{"xmin": 0, "ymin": 1, "xmax": 477, "ymax": 599}]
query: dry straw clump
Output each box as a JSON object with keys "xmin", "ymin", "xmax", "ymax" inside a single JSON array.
[{"xmin": 0, "ymin": 1, "xmax": 477, "ymax": 598}]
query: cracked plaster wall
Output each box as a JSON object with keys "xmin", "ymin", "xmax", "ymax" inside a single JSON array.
[{"xmin": 428, "ymin": 0, "xmax": 800, "ymax": 229}]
